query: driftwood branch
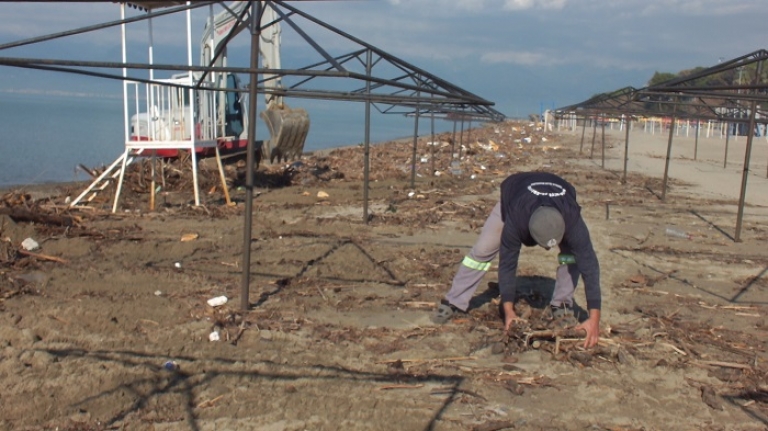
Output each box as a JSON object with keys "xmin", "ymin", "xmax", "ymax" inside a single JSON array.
[
  {"xmin": 471, "ymin": 420, "xmax": 517, "ymax": 431},
  {"xmin": 0, "ymin": 208, "xmax": 76, "ymax": 227},
  {"xmin": 524, "ymin": 328, "xmax": 586, "ymax": 346},
  {"xmin": 18, "ymin": 249, "xmax": 68, "ymax": 264}
]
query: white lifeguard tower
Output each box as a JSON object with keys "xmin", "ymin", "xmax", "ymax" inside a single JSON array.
[{"xmin": 70, "ymin": 2, "xmax": 231, "ymax": 212}]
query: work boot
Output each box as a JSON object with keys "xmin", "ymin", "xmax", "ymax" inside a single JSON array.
[
  {"xmin": 548, "ymin": 303, "xmax": 578, "ymax": 328},
  {"xmin": 431, "ymin": 300, "xmax": 463, "ymax": 324}
]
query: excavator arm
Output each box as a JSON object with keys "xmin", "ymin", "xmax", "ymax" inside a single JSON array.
[{"xmin": 200, "ymin": 1, "xmax": 309, "ymax": 164}]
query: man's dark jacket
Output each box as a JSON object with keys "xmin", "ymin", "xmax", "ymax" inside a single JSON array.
[{"xmin": 498, "ymin": 172, "xmax": 601, "ymax": 310}]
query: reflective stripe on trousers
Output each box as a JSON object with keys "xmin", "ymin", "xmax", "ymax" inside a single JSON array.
[{"xmin": 462, "ymin": 256, "xmax": 492, "ymax": 272}]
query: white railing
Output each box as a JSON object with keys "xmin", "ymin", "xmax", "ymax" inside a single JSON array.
[{"xmin": 124, "ymin": 74, "xmax": 219, "ymax": 149}]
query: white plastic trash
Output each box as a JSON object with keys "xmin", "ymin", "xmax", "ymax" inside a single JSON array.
[
  {"xmin": 665, "ymin": 227, "xmax": 691, "ymax": 239},
  {"xmin": 21, "ymin": 238, "xmax": 39, "ymax": 251},
  {"xmin": 209, "ymin": 331, "xmax": 220, "ymax": 342},
  {"xmin": 450, "ymin": 161, "xmax": 462, "ymax": 176},
  {"xmin": 207, "ymin": 296, "xmax": 228, "ymax": 307}
]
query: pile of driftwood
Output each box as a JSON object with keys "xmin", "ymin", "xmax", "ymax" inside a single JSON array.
[{"xmin": 1, "ymin": 191, "xmax": 77, "ymax": 268}]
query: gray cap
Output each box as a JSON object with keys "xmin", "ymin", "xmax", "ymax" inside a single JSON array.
[{"xmin": 529, "ymin": 206, "xmax": 565, "ymax": 249}]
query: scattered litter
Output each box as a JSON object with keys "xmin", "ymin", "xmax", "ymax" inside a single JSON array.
[
  {"xmin": 665, "ymin": 226, "xmax": 692, "ymax": 239},
  {"xmin": 209, "ymin": 331, "xmax": 220, "ymax": 342},
  {"xmin": 180, "ymin": 233, "xmax": 199, "ymax": 242},
  {"xmin": 207, "ymin": 296, "xmax": 228, "ymax": 307},
  {"xmin": 317, "ymin": 191, "xmax": 329, "ymax": 199},
  {"xmin": 450, "ymin": 161, "xmax": 462, "ymax": 176},
  {"xmin": 21, "ymin": 238, "xmax": 39, "ymax": 251}
]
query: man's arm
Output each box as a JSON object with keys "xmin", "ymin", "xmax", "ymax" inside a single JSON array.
[
  {"xmin": 498, "ymin": 223, "xmax": 522, "ymax": 329},
  {"xmin": 567, "ymin": 217, "xmax": 601, "ymax": 310},
  {"xmin": 565, "ymin": 217, "xmax": 601, "ymax": 347},
  {"xmin": 576, "ymin": 309, "xmax": 600, "ymax": 348}
]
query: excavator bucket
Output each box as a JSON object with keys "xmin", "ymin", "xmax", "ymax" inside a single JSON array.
[{"xmin": 260, "ymin": 105, "xmax": 310, "ymax": 164}]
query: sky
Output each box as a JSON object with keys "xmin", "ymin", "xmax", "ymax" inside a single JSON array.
[{"xmin": 0, "ymin": 0, "xmax": 766, "ymax": 120}]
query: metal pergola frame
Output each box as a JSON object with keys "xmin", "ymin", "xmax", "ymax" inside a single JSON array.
[
  {"xmin": 0, "ymin": 1, "xmax": 506, "ymax": 310},
  {"xmin": 552, "ymin": 49, "xmax": 768, "ymax": 242}
]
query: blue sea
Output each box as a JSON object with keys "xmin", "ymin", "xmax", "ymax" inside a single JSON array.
[{"xmin": 0, "ymin": 92, "xmax": 457, "ymax": 188}]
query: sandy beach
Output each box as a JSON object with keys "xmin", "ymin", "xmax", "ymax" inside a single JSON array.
[{"xmin": 1, "ymin": 119, "xmax": 768, "ymax": 431}]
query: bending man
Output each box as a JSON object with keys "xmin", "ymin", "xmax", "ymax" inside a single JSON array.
[{"xmin": 433, "ymin": 171, "xmax": 601, "ymax": 348}]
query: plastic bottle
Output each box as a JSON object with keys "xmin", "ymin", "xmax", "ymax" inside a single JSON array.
[
  {"xmin": 450, "ymin": 160, "xmax": 462, "ymax": 176},
  {"xmin": 665, "ymin": 227, "xmax": 692, "ymax": 239}
]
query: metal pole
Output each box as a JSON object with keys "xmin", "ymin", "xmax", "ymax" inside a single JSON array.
[
  {"xmin": 459, "ymin": 118, "xmax": 465, "ymax": 159},
  {"xmin": 363, "ymin": 49, "xmax": 372, "ymax": 223},
  {"xmin": 735, "ymin": 102, "xmax": 758, "ymax": 242},
  {"xmin": 579, "ymin": 117, "xmax": 586, "ymax": 153},
  {"xmin": 600, "ymin": 120, "xmax": 606, "ymax": 168},
  {"xmin": 724, "ymin": 123, "xmax": 730, "ymax": 168},
  {"xmin": 589, "ymin": 117, "xmax": 597, "ymax": 159},
  {"xmin": 735, "ymin": 61, "xmax": 763, "ymax": 242},
  {"xmin": 410, "ymin": 90, "xmax": 420, "ymax": 189},
  {"xmin": 240, "ymin": 2, "xmax": 261, "ymax": 311},
  {"xmin": 661, "ymin": 115, "xmax": 676, "ymax": 201},
  {"xmin": 623, "ymin": 116, "xmax": 631, "ymax": 183},
  {"xmin": 430, "ymin": 96, "xmax": 435, "ymax": 176},
  {"xmin": 694, "ymin": 120, "xmax": 700, "ymax": 160},
  {"xmin": 451, "ymin": 120, "xmax": 457, "ymax": 156},
  {"xmin": 467, "ymin": 119, "xmax": 472, "ymax": 145}
]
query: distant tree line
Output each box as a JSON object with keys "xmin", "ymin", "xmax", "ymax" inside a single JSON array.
[{"xmin": 647, "ymin": 62, "xmax": 768, "ymax": 88}]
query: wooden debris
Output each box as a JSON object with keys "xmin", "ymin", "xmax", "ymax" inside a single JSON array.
[
  {"xmin": 230, "ymin": 320, "xmax": 248, "ymax": 346},
  {"xmin": 18, "ymin": 249, "xmax": 68, "ymax": 264},
  {"xmin": 471, "ymin": 420, "xmax": 517, "ymax": 431},
  {"xmin": 180, "ymin": 232, "xmax": 199, "ymax": 242},
  {"xmin": 377, "ymin": 356, "xmax": 476, "ymax": 365},
  {"xmin": 695, "ymin": 360, "xmax": 752, "ymax": 370},
  {"xmin": 524, "ymin": 328, "xmax": 586, "ymax": 346},
  {"xmin": 647, "ymin": 270, "xmax": 678, "ymax": 287},
  {"xmin": 401, "ymin": 301, "xmax": 435, "ymax": 308},
  {"xmin": 0, "ymin": 208, "xmax": 77, "ymax": 227},
  {"xmin": 700, "ymin": 386, "xmax": 724, "ymax": 411},
  {"xmin": 196, "ymin": 394, "xmax": 225, "ymax": 409},
  {"xmin": 377, "ymin": 384, "xmax": 424, "ymax": 390},
  {"xmin": 503, "ymin": 380, "xmax": 525, "ymax": 396}
]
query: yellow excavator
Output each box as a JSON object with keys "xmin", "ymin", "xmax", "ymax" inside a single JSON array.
[{"xmin": 200, "ymin": 1, "xmax": 310, "ymax": 164}]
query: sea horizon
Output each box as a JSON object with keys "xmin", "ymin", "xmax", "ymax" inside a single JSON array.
[{"xmin": 0, "ymin": 91, "xmax": 468, "ymax": 189}]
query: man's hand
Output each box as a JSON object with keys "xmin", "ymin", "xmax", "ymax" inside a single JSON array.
[
  {"xmin": 575, "ymin": 308, "xmax": 600, "ymax": 348},
  {"xmin": 502, "ymin": 301, "xmax": 524, "ymax": 331}
]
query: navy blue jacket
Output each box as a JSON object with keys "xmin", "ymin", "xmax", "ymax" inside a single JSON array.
[{"xmin": 498, "ymin": 172, "xmax": 601, "ymax": 310}]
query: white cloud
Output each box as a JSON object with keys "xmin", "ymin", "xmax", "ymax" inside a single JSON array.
[
  {"xmin": 622, "ymin": 0, "xmax": 762, "ymax": 16},
  {"xmin": 481, "ymin": 50, "xmax": 564, "ymax": 66},
  {"xmin": 385, "ymin": 0, "xmax": 570, "ymax": 14},
  {"xmin": 503, "ymin": 0, "xmax": 567, "ymax": 10},
  {"xmin": 386, "ymin": 0, "xmax": 763, "ymax": 15},
  {"xmin": 481, "ymin": 48, "xmax": 659, "ymax": 71}
]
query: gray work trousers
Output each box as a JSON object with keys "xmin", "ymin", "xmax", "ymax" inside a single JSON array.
[{"xmin": 444, "ymin": 202, "xmax": 580, "ymax": 311}]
